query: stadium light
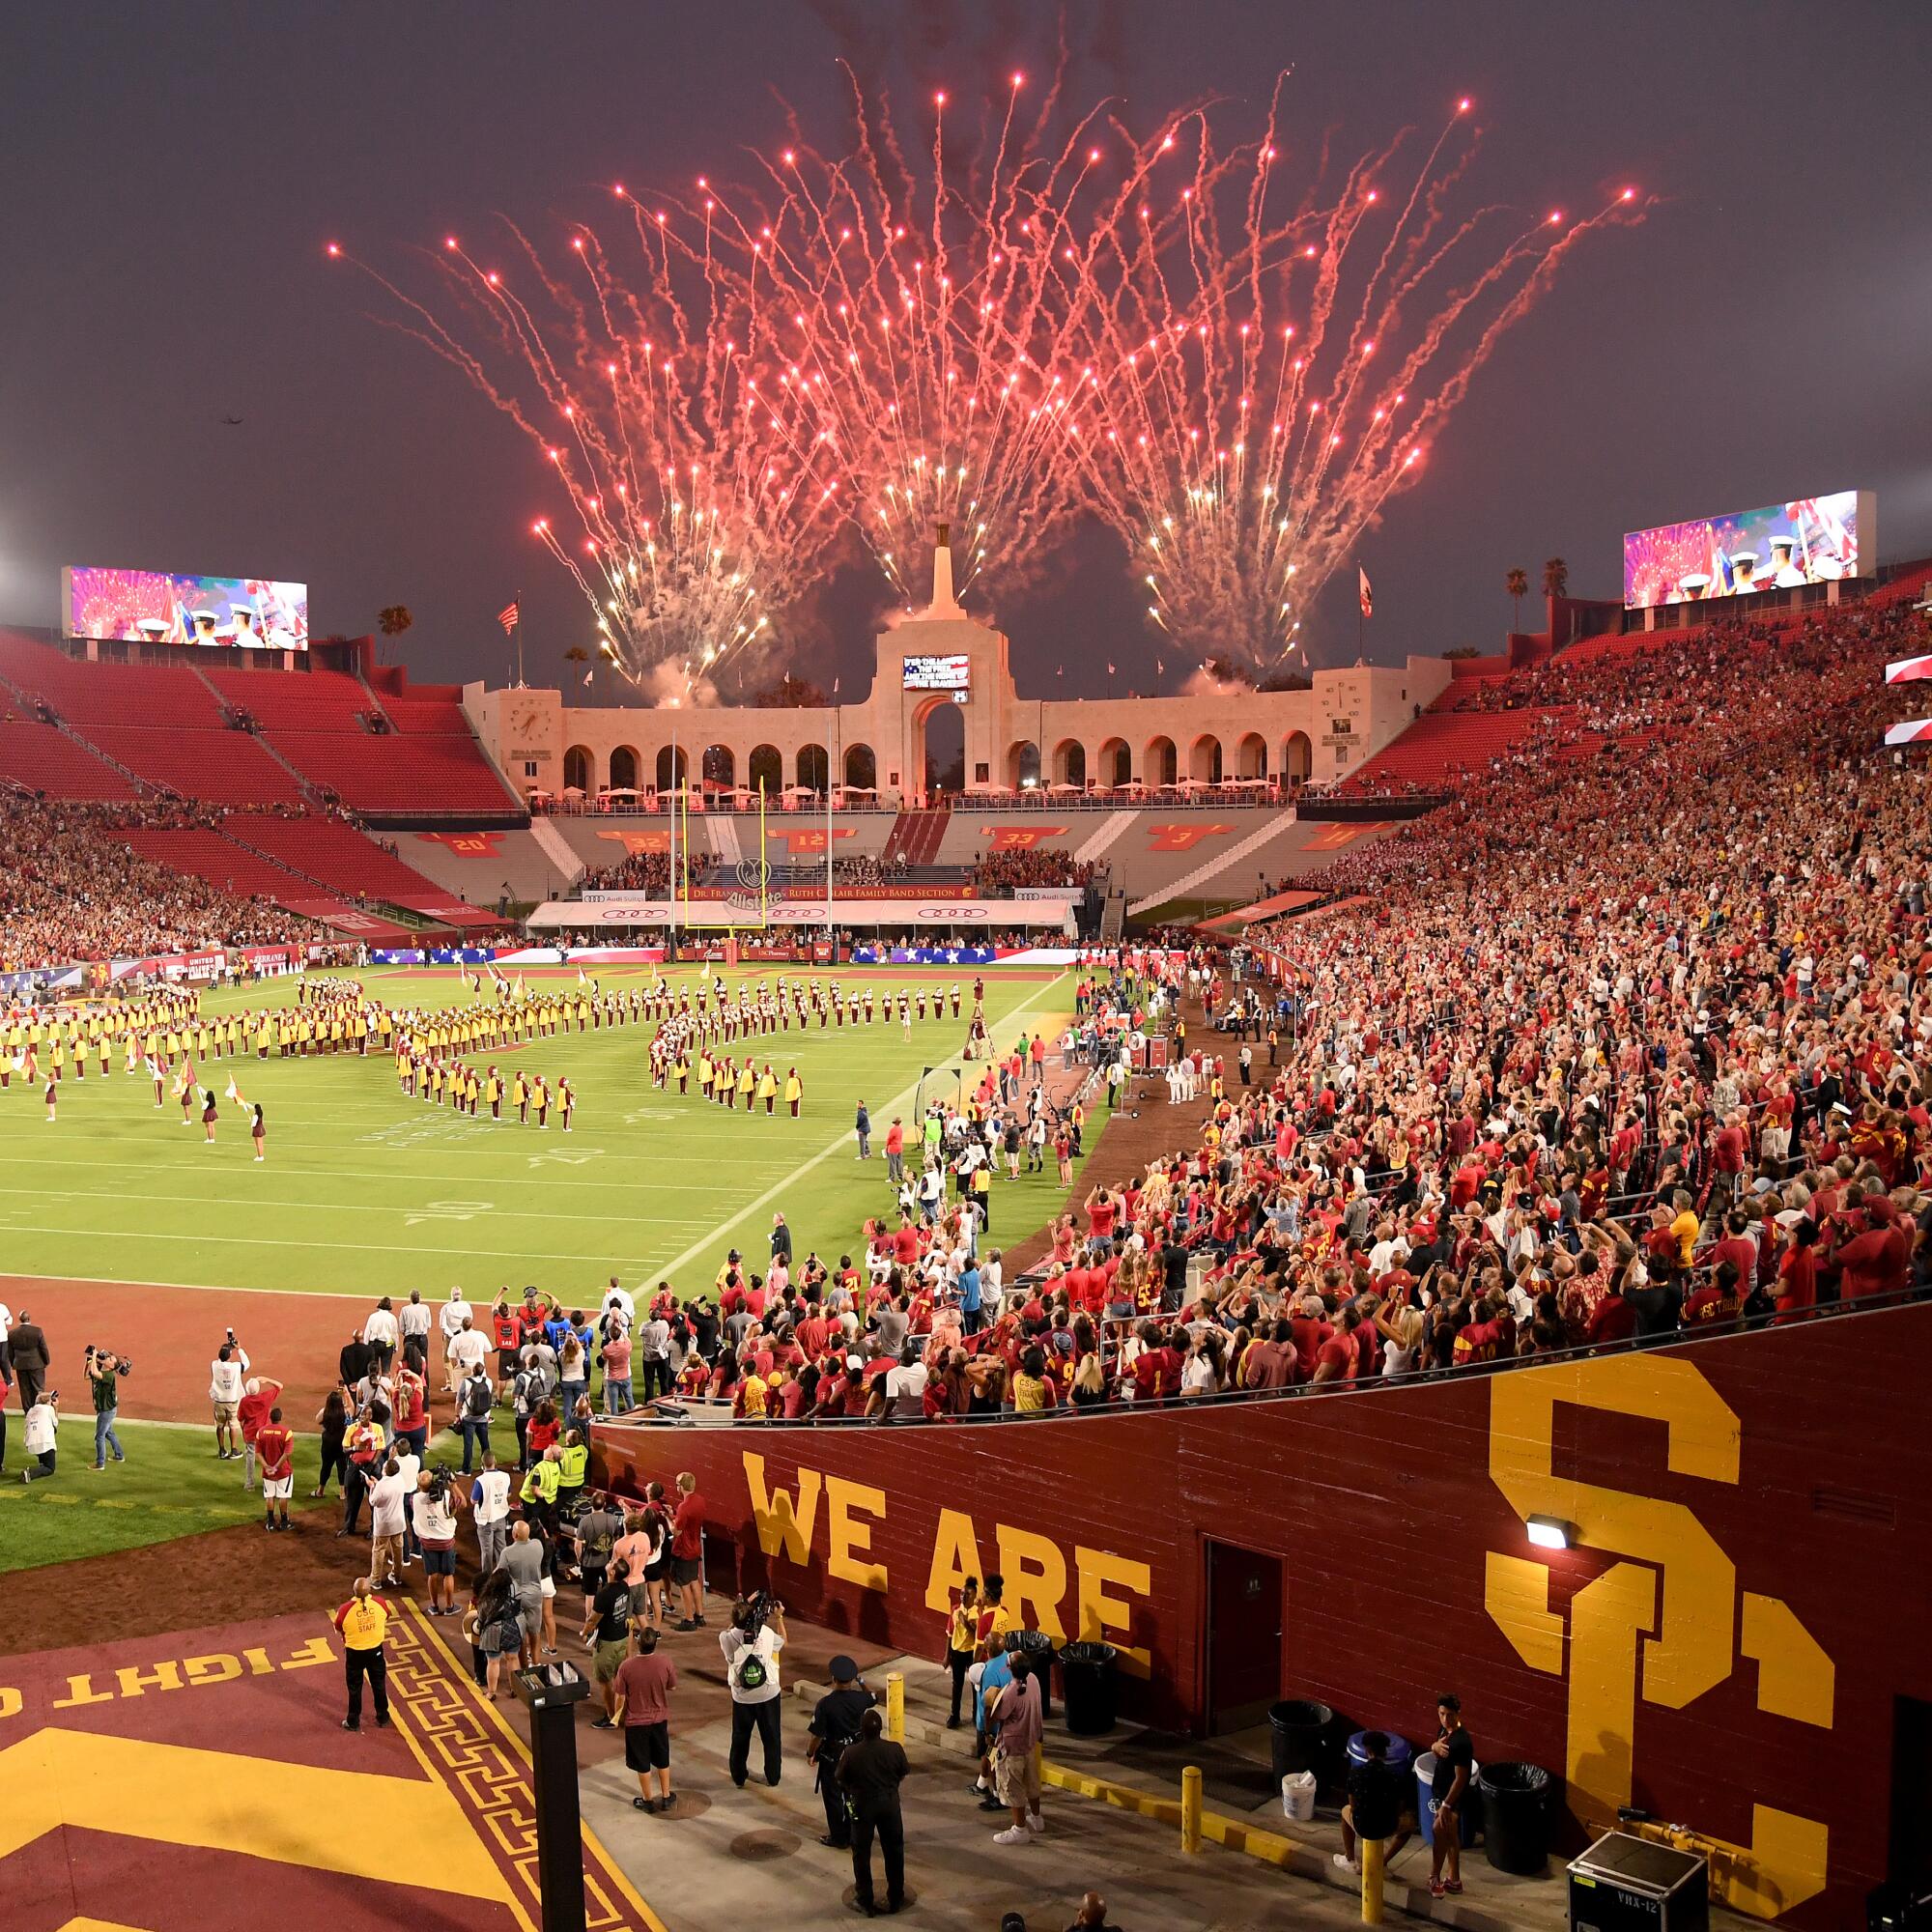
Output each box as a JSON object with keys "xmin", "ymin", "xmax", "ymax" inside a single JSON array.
[{"xmin": 1526, "ymin": 1515, "xmax": 1574, "ymax": 1551}]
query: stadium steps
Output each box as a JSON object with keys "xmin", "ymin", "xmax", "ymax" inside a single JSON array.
[
  {"xmin": 1127, "ymin": 810, "xmax": 1305, "ymax": 917},
  {"xmin": 1072, "ymin": 809, "xmax": 1140, "ymax": 867},
  {"xmin": 527, "ymin": 815, "xmax": 585, "ymax": 885},
  {"xmin": 882, "ymin": 808, "xmax": 951, "ymax": 867},
  {"xmin": 0, "ymin": 718, "xmax": 135, "ymax": 800}
]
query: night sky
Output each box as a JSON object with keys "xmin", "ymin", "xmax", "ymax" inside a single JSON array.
[{"xmin": 3, "ymin": 0, "xmax": 1928, "ymax": 697}]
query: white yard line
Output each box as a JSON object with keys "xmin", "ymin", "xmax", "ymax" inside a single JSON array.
[{"xmin": 649, "ymin": 973, "xmax": 1069, "ymax": 1280}]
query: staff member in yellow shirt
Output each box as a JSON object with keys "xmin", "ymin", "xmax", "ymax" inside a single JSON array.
[{"xmin": 331, "ymin": 1577, "xmax": 395, "ymax": 1731}]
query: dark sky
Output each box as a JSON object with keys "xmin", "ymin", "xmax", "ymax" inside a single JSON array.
[{"xmin": 4, "ymin": 0, "xmax": 1928, "ymax": 697}]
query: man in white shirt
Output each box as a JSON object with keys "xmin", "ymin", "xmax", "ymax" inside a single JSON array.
[
  {"xmin": 438, "ymin": 1289, "xmax": 473, "ymax": 1388},
  {"xmin": 362, "ymin": 1298, "xmax": 401, "ymax": 1374},
  {"xmin": 22, "ymin": 1388, "xmax": 59, "ymax": 1483},
  {"xmin": 369, "ymin": 1455, "xmax": 409, "ymax": 1587},
  {"xmin": 446, "ymin": 1318, "xmax": 490, "ymax": 1385},
  {"xmin": 398, "ymin": 1291, "xmax": 433, "ymax": 1371},
  {"xmin": 469, "ymin": 1453, "xmax": 512, "ymax": 1573},
  {"xmin": 721, "ymin": 1600, "xmax": 788, "ymax": 1788},
  {"xmin": 210, "ymin": 1342, "xmax": 245, "ymax": 1462},
  {"xmin": 601, "ymin": 1279, "xmax": 636, "ymax": 1328},
  {"xmin": 392, "ymin": 1438, "xmax": 422, "ymax": 1563}
]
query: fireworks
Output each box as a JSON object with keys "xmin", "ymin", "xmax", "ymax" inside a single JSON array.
[
  {"xmin": 332, "ymin": 225, "xmax": 849, "ymax": 688},
  {"xmin": 335, "ymin": 70, "xmax": 1643, "ymax": 683},
  {"xmin": 1050, "ymin": 81, "xmax": 1646, "ymax": 673},
  {"xmin": 613, "ymin": 64, "xmax": 1122, "ymax": 610}
]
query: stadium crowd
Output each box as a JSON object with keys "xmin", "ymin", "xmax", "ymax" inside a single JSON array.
[
  {"xmin": 969, "ymin": 848, "xmax": 1096, "ymax": 893},
  {"xmin": 0, "ymin": 795, "xmax": 324, "ymax": 970},
  {"xmin": 578, "ymin": 846, "xmax": 676, "ymax": 895}
]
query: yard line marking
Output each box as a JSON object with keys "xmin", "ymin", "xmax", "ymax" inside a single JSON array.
[
  {"xmin": 653, "ymin": 973, "xmax": 1069, "ymax": 1283},
  {"xmin": 0, "ymin": 1181, "xmax": 702, "ymax": 1226},
  {"xmin": 0, "ymin": 1224, "xmax": 665, "ymax": 1264}
]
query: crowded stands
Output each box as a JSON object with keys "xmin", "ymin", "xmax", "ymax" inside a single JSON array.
[
  {"xmin": 0, "ymin": 795, "xmax": 327, "ymax": 968},
  {"xmin": 969, "ymin": 846, "xmax": 1096, "ymax": 893}
]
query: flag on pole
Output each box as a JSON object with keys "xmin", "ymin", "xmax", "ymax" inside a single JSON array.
[
  {"xmin": 1358, "ymin": 566, "xmax": 1374, "ymax": 618},
  {"xmin": 582, "ymin": 668, "xmax": 593, "ymax": 686},
  {"xmin": 1106, "ymin": 661, "xmax": 1116, "ymax": 675},
  {"xmin": 497, "ymin": 600, "xmax": 521, "ymax": 636},
  {"xmin": 224, "ymin": 1076, "xmax": 239, "ymax": 1101}
]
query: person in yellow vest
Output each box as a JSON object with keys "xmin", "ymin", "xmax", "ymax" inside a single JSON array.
[
  {"xmin": 558, "ymin": 1078, "xmax": 575, "ymax": 1131},
  {"xmin": 756, "ymin": 1064, "xmax": 778, "ymax": 1116},
  {"xmin": 330, "ymin": 1577, "xmax": 395, "ymax": 1731},
  {"xmin": 485, "ymin": 1066, "xmax": 502, "ymax": 1120},
  {"xmin": 521, "ymin": 1442, "xmax": 562, "ymax": 1537},
  {"xmin": 736, "ymin": 1061, "xmax": 755, "ymax": 1111},
  {"xmin": 555, "ymin": 1430, "xmax": 589, "ymax": 1513},
  {"xmin": 697, "ymin": 1053, "xmax": 714, "ymax": 1100},
  {"xmin": 675, "ymin": 1052, "xmax": 691, "ymax": 1096},
  {"xmin": 49, "ymin": 1033, "xmax": 65, "ymax": 1083},
  {"xmin": 783, "ymin": 1067, "xmax": 803, "ymax": 1118},
  {"xmin": 512, "ymin": 1071, "xmax": 528, "ymax": 1123}
]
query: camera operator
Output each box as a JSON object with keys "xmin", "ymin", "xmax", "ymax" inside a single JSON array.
[
  {"xmin": 720, "ymin": 1591, "xmax": 787, "ymax": 1788},
  {"xmin": 21, "ymin": 1385, "xmax": 60, "ymax": 1483},
  {"xmin": 84, "ymin": 1346, "xmax": 130, "ymax": 1470}
]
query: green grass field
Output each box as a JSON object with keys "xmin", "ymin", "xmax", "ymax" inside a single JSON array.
[
  {"xmin": 0, "ymin": 964, "xmax": 1077, "ymax": 1301},
  {"xmin": 0, "ymin": 1417, "xmax": 329, "ymax": 1573}
]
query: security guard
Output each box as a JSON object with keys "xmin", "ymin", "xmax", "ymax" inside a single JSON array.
[
  {"xmin": 331, "ymin": 1577, "xmax": 394, "ymax": 1731},
  {"xmin": 555, "ymin": 1429, "xmax": 590, "ymax": 1517},
  {"xmin": 520, "ymin": 1442, "xmax": 562, "ymax": 1538},
  {"xmin": 806, "ymin": 1654, "xmax": 876, "ymax": 1850}
]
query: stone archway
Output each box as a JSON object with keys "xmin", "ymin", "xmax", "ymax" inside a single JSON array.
[
  {"xmin": 797, "ymin": 744, "xmax": 829, "ymax": 792},
  {"xmin": 1096, "ymin": 737, "xmax": 1131, "ymax": 787},
  {"xmin": 919, "ymin": 696, "xmax": 965, "ymax": 801},
  {"xmin": 843, "ymin": 743, "xmax": 877, "ymax": 789},
  {"xmin": 1052, "ymin": 739, "xmax": 1087, "ymax": 787},
  {"xmin": 1188, "ymin": 733, "xmax": 1223, "ymax": 783},
  {"xmin": 1279, "ymin": 730, "xmax": 1313, "ymax": 783},
  {"xmin": 655, "ymin": 744, "xmax": 688, "ymax": 792},
  {"xmin": 562, "ymin": 744, "xmax": 591, "ymax": 793},
  {"xmin": 608, "ymin": 744, "xmax": 640, "ymax": 791},
  {"xmin": 1235, "ymin": 731, "xmax": 1268, "ymax": 779},
  {"xmin": 1145, "ymin": 735, "xmax": 1178, "ymax": 787},
  {"xmin": 747, "ymin": 744, "xmax": 783, "ymax": 796}
]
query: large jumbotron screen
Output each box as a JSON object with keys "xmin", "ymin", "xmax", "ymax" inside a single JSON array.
[
  {"xmin": 1622, "ymin": 490, "xmax": 1872, "ymax": 609},
  {"xmin": 62, "ymin": 565, "xmax": 310, "ymax": 647}
]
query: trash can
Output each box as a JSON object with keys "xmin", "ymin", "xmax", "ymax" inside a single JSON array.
[
  {"xmin": 1267, "ymin": 1699, "xmax": 1333, "ymax": 1783},
  {"xmin": 1345, "ymin": 1729, "xmax": 1415, "ymax": 1777},
  {"xmin": 1015, "ymin": 1630, "xmax": 1056, "ymax": 1721},
  {"xmin": 1416, "ymin": 1754, "xmax": 1480, "ymax": 1847},
  {"xmin": 1057, "ymin": 1641, "xmax": 1118, "ymax": 1736},
  {"xmin": 1478, "ymin": 1762, "xmax": 1551, "ymax": 1874}
]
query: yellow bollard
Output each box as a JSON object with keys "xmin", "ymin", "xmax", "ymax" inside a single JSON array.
[
  {"xmin": 1181, "ymin": 1764, "xmax": 1204, "ymax": 1855},
  {"xmin": 886, "ymin": 1671, "xmax": 905, "ymax": 1744},
  {"xmin": 1360, "ymin": 1835, "xmax": 1385, "ymax": 1924}
]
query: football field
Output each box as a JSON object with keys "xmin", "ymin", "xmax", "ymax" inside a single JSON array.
[{"xmin": 0, "ymin": 963, "xmax": 1078, "ymax": 1302}]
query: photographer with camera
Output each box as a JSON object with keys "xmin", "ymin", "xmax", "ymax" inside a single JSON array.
[
  {"xmin": 720, "ymin": 1590, "xmax": 787, "ymax": 1788},
  {"xmin": 84, "ymin": 1346, "xmax": 129, "ymax": 1471},
  {"xmin": 21, "ymin": 1384, "xmax": 60, "ymax": 1483}
]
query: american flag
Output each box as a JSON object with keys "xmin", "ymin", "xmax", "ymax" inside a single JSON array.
[
  {"xmin": 1358, "ymin": 566, "xmax": 1374, "ymax": 618},
  {"xmin": 497, "ymin": 600, "xmax": 520, "ymax": 636}
]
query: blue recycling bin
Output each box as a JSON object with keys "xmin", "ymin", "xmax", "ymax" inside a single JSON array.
[{"xmin": 1345, "ymin": 1729, "xmax": 1415, "ymax": 1776}]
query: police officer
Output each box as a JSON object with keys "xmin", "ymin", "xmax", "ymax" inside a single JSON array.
[{"xmin": 807, "ymin": 1653, "xmax": 875, "ymax": 1850}]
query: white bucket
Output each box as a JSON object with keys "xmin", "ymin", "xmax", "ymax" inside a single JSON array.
[{"xmin": 1281, "ymin": 1771, "xmax": 1318, "ymax": 1823}]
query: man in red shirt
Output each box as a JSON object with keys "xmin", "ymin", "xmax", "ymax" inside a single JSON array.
[
  {"xmin": 256, "ymin": 1406, "xmax": 296, "ymax": 1532},
  {"xmin": 1835, "ymin": 1193, "xmax": 1911, "ymax": 1300},
  {"xmin": 238, "ymin": 1374, "xmax": 284, "ymax": 1495},
  {"xmin": 669, "ymin": 1472, "xmax": 707, "ymax": 1631},
  {"xmin": 1288, "ymin": 1295, "xmax": 1333, "ymax": 1379},
  {"xmin": 1311, "ymin": 1306, "xmax": 1361, "ymax": 1383},
  {"xmin": 1085, "ymin": 1187, "xmax": 1119, "ymax": 1254}
]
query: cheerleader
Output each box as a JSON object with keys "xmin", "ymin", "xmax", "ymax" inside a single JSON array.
[
  {"xmin": 151, "ymin": 1055, "xmax": 166, "ymax": 1109},
  {"xmin": 45, "ymin": 1073, "xmax": 58, "ymax": 1123},
  {"xmin": 202, "ymin": 1088, "xmax": 219, "ymax": 1143},
  {"xmin": 251, "ymin": 1103, "xmax": 268, "ymax": 1162}
]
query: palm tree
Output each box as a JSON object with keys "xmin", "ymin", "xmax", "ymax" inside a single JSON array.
[
  {"xmin": 1541, "ymin": 556, "xmax": 1569, "ymax": 601},
  {"xmin": 1505, "ymin": 567, "xmax": 1528, "ymax": 634},
  {"xmin": 562, "ymin": 644, "xmax": 591, "ymax": 688},
  {"xmin": 377, "ymin": 605, "xmax": 413, "ymax": 637}
]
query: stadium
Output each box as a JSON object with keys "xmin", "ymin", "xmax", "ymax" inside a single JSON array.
[{"xmin": 4, "ymin": 11, "xmax": 1932, "ymax": 1932}]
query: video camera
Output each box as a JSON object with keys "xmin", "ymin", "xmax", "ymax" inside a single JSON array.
[{"xmin": 737, "ymin": 1587, "xmax": 783, "ymax": 1634}]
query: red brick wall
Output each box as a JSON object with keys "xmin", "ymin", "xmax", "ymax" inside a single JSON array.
[{"xmin": 596, "ymin": 1304, "xmax": 1932, "ymax": 1926}]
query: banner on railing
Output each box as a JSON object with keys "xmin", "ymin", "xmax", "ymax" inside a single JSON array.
[{"xmin": 536, "ymin": 896, "xmax": 1075, "ymax": 931}]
